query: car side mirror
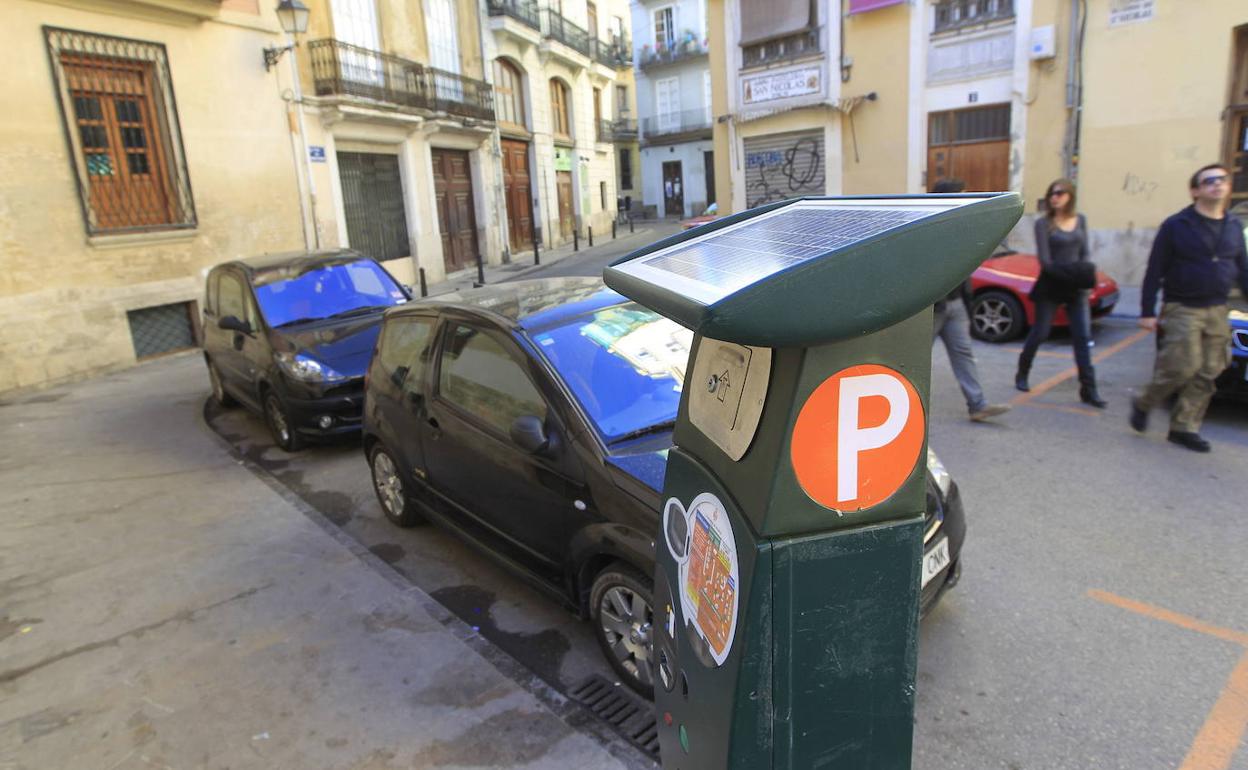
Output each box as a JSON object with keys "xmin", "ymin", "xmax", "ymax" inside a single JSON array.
[
  {"xmin": 510, "ymin": 415, "xmax": 550, "ymax": 455},
  {"xmin": 218, "ymin": 315, "xmax": 251, "ymax": 334}
]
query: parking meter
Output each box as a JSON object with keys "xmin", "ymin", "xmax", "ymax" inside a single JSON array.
[{"xmin": 603, "ymin": 194, "xmax": 1022, "ymax": 769}]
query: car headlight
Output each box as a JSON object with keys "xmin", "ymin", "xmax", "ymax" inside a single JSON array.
[
  {"xmin": 926, "ymin": 447, "xmax": 952, "ymax": 498},
  {"xmin": 275, "ymin": 352, "xmax": 346, "ymax": 383}
]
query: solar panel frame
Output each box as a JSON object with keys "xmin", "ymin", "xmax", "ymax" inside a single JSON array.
[{"xmin": 613, "ymin": 197, "xmax": 979, "ymax": 306}]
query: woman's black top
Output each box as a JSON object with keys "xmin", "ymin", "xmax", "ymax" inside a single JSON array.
[{"xmin": 1031, "ymin": 214, "xmax": 1094, "ymax": 303}]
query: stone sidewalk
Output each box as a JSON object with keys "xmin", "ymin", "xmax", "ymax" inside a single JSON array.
[{"xmin": 0, "ymin": 354, "xmax": 648, "ymax": 769}]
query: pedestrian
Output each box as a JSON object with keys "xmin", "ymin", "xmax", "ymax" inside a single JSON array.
[
  {"xmin": 1013, "ymin": 179, "xmax": 1106, "ymax": 408},
  {"xmin": 931, "ymin": 178, "xmax": 1011, "ymax": 422},
  {"xmin": 1129, "ymin": 163, "xmax": 1248, "ymax": 452}
]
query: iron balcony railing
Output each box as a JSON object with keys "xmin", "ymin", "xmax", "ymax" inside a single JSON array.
[
  {"xmin": 590, "ymin": 35, "xmax": 633, "ymax": 68},
  {"xmin": 610, "ymin": 118, "xmax": 638, "ymax": 138},
  {"xmin": 309, "ymin": 39, "xmax": 493, "ymax": 121},
  {"xmin": 741, "ymin": 26, "xmax": 820, "ymax": 68},
  {"xmin": 642, "ymin": 109, "xmax": 712, "ymax": 140},
  {"xmin": 485, "ymin": 0, "xmax": 540, "ymax": 31},
  {"xmin": 541, "ymin": 8, "xmax": 591, "ymax": 57},
  {"xmin": 933, "ymin": 0, "xmax": 1014, "ymax": 33},
  {"xmin": 639, "ymin": 38, "xmax": 709, "ymax": 69}
]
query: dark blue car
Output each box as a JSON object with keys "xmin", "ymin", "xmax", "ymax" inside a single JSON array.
[
  {"xmin": 1216, "ymin": 309, "xmax": 1248, "ymax": 397},
  {"xmin": 360, "ymin": 277, "xmax": 965, "ymax": 697},
  {"xmin": 202, "ymin": 249, "xmax": 410, "ymax": 451}
]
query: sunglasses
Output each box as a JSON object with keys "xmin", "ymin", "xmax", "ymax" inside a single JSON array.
[
  {"xmin": 1048, "ymin": 189, "xmax": 1070, "ymax": 196},
  {"xmin": 1199, "ymin": 175, "xmax": 1229, "ymax": 187}
]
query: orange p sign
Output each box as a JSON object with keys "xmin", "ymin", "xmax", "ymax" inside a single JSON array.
[{"xmin": 791, "ymin": 364, "xmax": 925, "ymax": 512}]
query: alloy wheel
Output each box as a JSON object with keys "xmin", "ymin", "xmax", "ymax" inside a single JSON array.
[
  {"xmin": 598, "ymin": 585, "xmax": 654, "ymax": 690},
  {"xmin": 371, "ymin": 450, "xmax": 405, "ymax": 518},
  {"xmin": 973, "ymin": 298, "xmax": 1014, "ymax": 340},
  {"xmin": 266, "ymin": 395, "xmax": 291, "ymax": 445}
]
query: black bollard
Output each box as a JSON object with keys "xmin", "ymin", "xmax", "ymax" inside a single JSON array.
[
  {"xmin": 588, "ymin": 226, "xmax": 593, "ymax": 247},
  {"xmin": 534, "ymin": 232, "xmax": 541, "ymax": 265},
  {"xmin": 574, "ymin": 229, "xmax": 579, "ymax": 252},
  {"xmin": 629, "ymin": 216, "xmax": 634, "ymax": 234},
  {"xmin": 475, "ymin": 251, "xmax": 485, "ymax": 285},
  {"xmin": 418, "ymin": 267, "xmax": 428, "ymax": 297},
  {"xmin": 612, "ymin": 220, "xmax": 617, "ymax": 239}
]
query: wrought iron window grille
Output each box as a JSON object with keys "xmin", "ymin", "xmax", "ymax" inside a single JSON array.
[
  {"xmin": 933, "ymin": 0, "xmax": 1015, "ymax": 34},
  {"xmin": 741, "ymin": 27, "xmax": 821, "ymax": 69}
]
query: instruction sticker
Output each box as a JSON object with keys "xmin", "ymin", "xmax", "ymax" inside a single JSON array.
[{"xmin": 663, "ymin": 492, "xmax": 739, "ymax": 666}]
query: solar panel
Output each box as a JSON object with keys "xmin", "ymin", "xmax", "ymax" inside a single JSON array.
[{"xmin": 614, "ymin": 198, "xmax": 976, "ymax": 305}]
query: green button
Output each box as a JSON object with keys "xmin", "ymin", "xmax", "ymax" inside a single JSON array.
[{"xmin": 679, "ymin": 724, "xmax": 689, "ymax": 754}]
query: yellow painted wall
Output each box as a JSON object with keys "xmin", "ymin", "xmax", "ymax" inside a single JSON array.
[
  {"xmin": 1074, "ymin": 0, "xmax": 1246, "ymax": 282},
  {"xmin": 708, "ymin": 0, "xmax": 732, "ymax": 213},
  {"xmin": 0, "ymin": 0, "xmax": 304, "ymax": 392},
  {"xmin": 1017, "ymin": 0, "xmax": 1068, "ymax": 213},
  {"xmin": 839, "ymin": 4, "xmax": 909, "ymax": 195}
]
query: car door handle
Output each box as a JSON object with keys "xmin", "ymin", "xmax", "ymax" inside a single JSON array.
[{"xmin": 426, "ymin": 416, "xmax": 441, "ymax": 439}]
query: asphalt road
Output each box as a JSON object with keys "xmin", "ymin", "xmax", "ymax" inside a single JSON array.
[{"xmin": 206, "ymin": 242, "xmax": 1248, "ymax": 769}]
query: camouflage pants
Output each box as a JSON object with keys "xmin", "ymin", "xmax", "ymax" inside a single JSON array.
[{"xmin": 1134, "ymin": 303, "xmax": 1232, "ymax": 433}]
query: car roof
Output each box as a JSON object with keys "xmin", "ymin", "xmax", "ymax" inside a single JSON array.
[
  {"xmin": 217, "ymin": 249, "xmax": 369, "ymax": 280},
  {"xmin": 392, "ymin": 277, "xmax": 631, "ymax": 332}
]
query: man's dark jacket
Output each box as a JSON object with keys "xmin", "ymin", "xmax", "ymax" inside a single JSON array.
[{"xmin": 1140, "ymin": 205, "xmax": 1248, "ymax": 317}]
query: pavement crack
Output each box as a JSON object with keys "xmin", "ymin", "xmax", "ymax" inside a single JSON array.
[{"xmin": 0, "ymin": 583, "xmax": 271, "ymax": 684}]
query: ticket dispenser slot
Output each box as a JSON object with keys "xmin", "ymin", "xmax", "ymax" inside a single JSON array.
[{"xmin": 604, "ymin": 193, "xmax": 1022, "ymax": 769}]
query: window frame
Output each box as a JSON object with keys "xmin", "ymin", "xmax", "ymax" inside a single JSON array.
[
  {"xmin": 494, "ymin": 58, "xmax": 527, "ymax": 131},
  {"xmin": 653, "ymin": 6, "xmax": 676, "ymax": 51},
  {"xmin": 619, "ymin": 148, "xmax": 633, "ymax": 190},
  {"xmin": 44, "ymin": 26, "xmax": 197, "ymax": 236},
  {"xmin": 550, "ymin": 78, "xmax": 573, "ymax": 142}
]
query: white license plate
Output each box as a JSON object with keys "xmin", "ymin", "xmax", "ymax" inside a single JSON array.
[{"xmin": 921, "ymin": 537, "xmax": 951, "ymax": 590}]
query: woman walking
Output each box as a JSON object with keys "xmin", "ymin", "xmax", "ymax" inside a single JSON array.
[{"xmin": 1014, "ymin": 179, "xmax": 1107, "ymax": 407}]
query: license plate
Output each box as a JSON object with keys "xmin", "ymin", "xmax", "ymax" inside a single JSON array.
[{"xmin": 921, "ymin": 537, "xmax": 951, "ymax": 590}]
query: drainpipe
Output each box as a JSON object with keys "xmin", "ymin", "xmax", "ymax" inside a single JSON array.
[
  {"xmin": 288, "ymin": 32, "xmax": 322, "ymax": 249},
  {"xmin": 1061, "ymin": 0, "xmax": 1084, "ymax": 181}
]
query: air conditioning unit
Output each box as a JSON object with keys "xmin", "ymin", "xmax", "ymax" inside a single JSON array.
[{"xmin": 1030, "ymin": 25, "xmax": 1056, "ymax": 60}]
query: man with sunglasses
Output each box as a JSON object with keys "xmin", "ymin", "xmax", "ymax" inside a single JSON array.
[{"xmin": 1131, "ymin": 164, "xmax": 1248, "ymax": 452}]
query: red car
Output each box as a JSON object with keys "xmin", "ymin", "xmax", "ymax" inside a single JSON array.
[{"xmin": 968, "ymin": 250, "xmax": 1120, "ymax": 342}]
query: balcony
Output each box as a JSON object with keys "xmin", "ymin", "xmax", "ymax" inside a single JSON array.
[
  {"xmin": 541, "ymin": 9, "xmax": 591, "ymax": 58},
  {"xmin": 485, "ymin": 0, "xmax": 540, "ymax": 31},
  {"xmin": 610, "ymin": 118, "xmax": 638, "ymax": 139},
  {"xmin": 641, "ymin": 109, "xmax": 712, "ymax": 144},
  {"xmin": 639, "ymin": 37, "xmax": 709, "ymax": 71},
  {"xmin": 308, "ymin": 39, "xmax": 493, "ymax": 122},
  {"xmin": 590, "ymin": 35, "xmax": 633, "ymax": 69},
  {"xmin": 933, "ymin": 0, "xmax": 1014, "ymax": 34},
  {"xmin": 741, "ymin": 27, "xmax": 820, "ymax": 69}
]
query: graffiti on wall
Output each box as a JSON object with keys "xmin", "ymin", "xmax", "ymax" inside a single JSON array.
[{"xmin": 744, "ymin": 135, "xmax": 824, "ymax": 208}]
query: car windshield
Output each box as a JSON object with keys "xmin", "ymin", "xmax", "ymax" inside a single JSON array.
[
  {"xmin": 252, "ymin": 259, "xmax": 407, "ymax": 328},
  {"xmin": 533, "ymin": 303, "xmax": 693, "ymax": 443}
]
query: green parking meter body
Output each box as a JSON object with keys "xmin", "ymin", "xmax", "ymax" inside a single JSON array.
[{"xmin": 603, "ymin": 194, "xmax": 1022, "ymax": 769}]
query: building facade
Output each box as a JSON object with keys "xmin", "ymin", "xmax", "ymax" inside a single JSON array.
[
  {"xmin": 709, "ymin": 0, "xmax": 1248, "ymax": 284},
  {"xmin": 632, "ymin": 0, "xmax": 715, "ymax": 219},
  {"xmin": 482, "ymin": 0, "xmax": 635, "ymax": 252},
  {"xmin": 0, "ymin": 0, "xmax": 306, "ymax": 393}
]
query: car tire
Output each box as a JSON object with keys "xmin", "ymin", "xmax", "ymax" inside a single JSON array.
[
  {"xmin": 368, "ymin": 443, "xmax": 425, "ymax": 527},
  {"xmin": 970, "ymin": 290, "xmax": 1026, "ymax": 343},
  {"xmin": 206, "ymin": 360, "xmax": 237, "ymax": 407},
  {"xmin": 263, "ymin": 391, "xmax": 303, "ymax": 452},
  {"xmin": 590, "ymin": 563, "xmax": 656, "ymax": 699}
]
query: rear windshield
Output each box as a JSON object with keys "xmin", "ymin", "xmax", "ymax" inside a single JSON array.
[
  {"xmin": 254, "ymin": 259, "xmax": 407, "ymax": 328},
  {"xmin": 533, "ymin": 303, "xmax": 692, "ymax": 442}
]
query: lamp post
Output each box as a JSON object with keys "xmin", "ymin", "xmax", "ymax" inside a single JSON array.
[{"xmin": 265, "ymin": 0, "xmax": 320, "ymax": 251}]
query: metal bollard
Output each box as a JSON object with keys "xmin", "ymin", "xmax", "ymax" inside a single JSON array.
[
  {"xmin": 418, "ymin": 267, "xmax": 428, "ymax": 297},
  {"xmin": 612, "ymin": 220, "xmax": 617, "ymax": 239},
  {"xmin": 574, "ymin": 229, "xmax": 579, "ymax": 252},
  {"xmin": 588, "ymin": 226, "xmax": 593, "ymax": 247},
  {"xmin": 629, "ymin": 216, "xmax": 634, "ymax": 234},
  {"xmin": 534, "ymin": 234, "xmax": 541, "ymax": 266}
]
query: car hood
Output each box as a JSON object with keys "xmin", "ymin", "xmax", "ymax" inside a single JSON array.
[
  {"xmin": 978, "ymin": 253, "xmax": 1117, "ymax": 289},
  {"xmin": 270, "ymin": 314, "xmax": 384, "ymax": 378},
  {"xmin": 606, "ymin": 447, "xmax": 670, "ymax": 493}
]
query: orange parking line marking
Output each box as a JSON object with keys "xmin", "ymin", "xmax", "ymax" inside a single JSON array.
[
  {"xmin": 1179, "ymin": 652, "xmax": 1248, "ymax": 770},
  {"xmin": 1087, "ymin": 589, "xmax": 1248, "ymax": 647},
  {"xmin": 1012, "ymin": 330, "xmax": 1152, "ymax": 407}
]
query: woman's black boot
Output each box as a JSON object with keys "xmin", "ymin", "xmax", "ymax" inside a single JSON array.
[
  {"xmin": 1078, "ymin": 366, "xmax": 1107, "ymax": 408},
  {"xmin": 1014, "ymin": 359, "xmax": 1031, "ymax": 392}
]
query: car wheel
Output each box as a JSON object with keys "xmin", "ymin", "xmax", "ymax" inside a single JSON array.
[
  {"xmin": 263, "ymin": 391, "xmax": 303, "ymax": 452},
  {"xmin": 590, "ymin": 564, "xmax": 655, "ymax": 699},
  {"xmin": 206, "ymin": 360, "xmax": 237, "ymax": 407},
  {"xmin": 970, "ymin": 290, "xmax": 1026, "ymax": 342},
  {"xmin": 369, "ymin": 443, "xmax": 425, "ymax": 527}
]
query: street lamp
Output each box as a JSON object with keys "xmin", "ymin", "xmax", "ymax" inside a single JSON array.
[{"xmin": 263, "ymin": 0, "xmax": 310, "ymax": 71}]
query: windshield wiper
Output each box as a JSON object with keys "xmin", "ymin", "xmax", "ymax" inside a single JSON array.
[
  {"xmin": 274, "ymin": 316, "xmax": 324, "ymax": 328},
  {"xmin": 328, "ymin": 305, "xmax": 390, "ymax": 320},
  {"xmin": 609, "ymin": 420, "xmax": 676, "ymax": 445}
]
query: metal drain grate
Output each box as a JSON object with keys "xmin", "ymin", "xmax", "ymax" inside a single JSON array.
[
  {"xmin": 570, "ymin": 675, "xmax": 659, "ymax": 758},
  {"xmin": 127, "ymin": 302, "xmax": 195, "ymax": 359}
]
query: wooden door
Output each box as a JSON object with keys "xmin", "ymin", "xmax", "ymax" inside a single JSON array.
[
  {"xmin": 926, "ymin": 142, "xmax": 1009, "ymax": 192},
  {"xmin": 662, "ymin": 161, "xmax": 684, "ymax": 218},
  {"xmin": 556, "ymin": 170, "xmax": 574, "ymax": 240},
  {"xmin": 500, "ymin": 139, "xmax": 533, "ymax": 250},
  {"xmin": 432, "ymin": 148, "xmax": 480, "ymax": 272}
]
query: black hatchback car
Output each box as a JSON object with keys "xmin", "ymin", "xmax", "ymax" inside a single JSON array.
[
  {"xmin": 361, "ymin": 278, "xmax": 965, "ymax": 696},
  {"xmin": 202, "ymin": 250, "xmax": 411, "ymax": 451}
]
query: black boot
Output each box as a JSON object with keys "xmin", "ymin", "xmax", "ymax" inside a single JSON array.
[
  {"xmin": 1078, "ymin": 366, "xmax": 1107, "ymax": 408},
  {"xmin": 1014, "ymin": 355, "xmax": 1032, "ymax": 392}
]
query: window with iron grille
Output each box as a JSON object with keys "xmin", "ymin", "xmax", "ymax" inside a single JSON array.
[
  {"xmin": 928, "ymin": 104, "xmax": 1011, "ymax": 146},
  {"xmin": 127, "ymin": 302, "xmax": 197, "ymax": 360},
  {"xmin": 933, "ymin": 0, "xmax": 1014, "ymax": 34},
  {"xmin": 619, "ymin": 149, "xmax": 632, "ymax": 190},
  {"xmin": 45, "ymin": 27, "xmax": 196, "ymax": 235}
]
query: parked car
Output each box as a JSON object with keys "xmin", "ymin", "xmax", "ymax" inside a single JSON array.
[
  {"xmin": 202, "ymin": 249, "xmax": 411, "ymax": 451},
  {"xmin": 969, "ymin": 249, "xmax": 1120, "ymax": 342},
  {"xmin": 361, "ymin": 277, "xmax": 965, "ymax": 697},
  {"xmin": 680, "ymin": 203, "xmax": 719, "ymax": 230},
  {"xmin": 1215, "ymin": 309, "xmax": 1248, "ymax": 398}
]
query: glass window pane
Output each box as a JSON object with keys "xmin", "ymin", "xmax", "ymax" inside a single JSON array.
[
  {"xmin": 127, "ymin": 153, "xmax": 151, "ymax": 175},
  {"xmin": 86, "ymin": 153, "xmax": 114, "ymax": 176},
  {"xmin": 439, "ymin": 325, "xmax": 546, "ymax": 434},
  {"xmin": 218, "ymin": 275, "xmax": 245, "ymax": 320},
  {"xmin": 375, "ymin": 317, "xmax": 434, "ymax": 391}
]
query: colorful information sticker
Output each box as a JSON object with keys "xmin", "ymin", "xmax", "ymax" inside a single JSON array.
[{"xmin": 663, "ymin": 492, "xmax": 740, "ymax": 666}]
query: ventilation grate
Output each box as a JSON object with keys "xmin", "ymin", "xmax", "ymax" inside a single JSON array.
[
  {"xmin": 127, "ymin": 301, "xmax": 195, "ymax": 359},
  {"xmin": 569, "ymin": 675, "xmax": 660, "ymax": 758}
]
